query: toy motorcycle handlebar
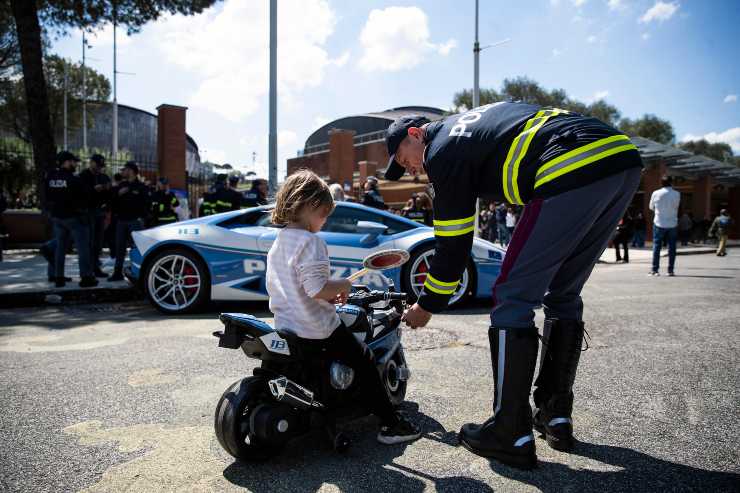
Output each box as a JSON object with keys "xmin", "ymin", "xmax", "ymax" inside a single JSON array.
[{"xmin": 346, "ymin": 290, "xmax": 407, "ymax": 307}]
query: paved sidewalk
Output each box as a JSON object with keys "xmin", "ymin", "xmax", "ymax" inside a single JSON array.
[{"xmin": 0, "ymin": 250, "xmax": 138, "ymax": 308}]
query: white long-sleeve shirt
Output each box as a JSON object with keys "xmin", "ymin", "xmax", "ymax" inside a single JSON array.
[
  {"xmin": 266, "ymin": 228, "xmax": 340, "ymax": 339},
  {"xmin": 649, "ymin": 186, "xmax": 681, "ymax": 228}
]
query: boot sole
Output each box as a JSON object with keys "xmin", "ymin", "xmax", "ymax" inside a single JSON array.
[
  {"xmin": 533, "ymin": 422, "xmax": 575, "ymax": 452},
  {"xmin": 458, "ymin": 433, "xmax": 537, "ymax": 470}
]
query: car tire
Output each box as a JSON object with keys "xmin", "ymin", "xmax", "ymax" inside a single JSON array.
[
  {"xmin": 401, "ymin": 245, "xmax": 475, "ymax": 307},
  {"xmin": 143, "ymin": 247, "xmax": 210, "ymax": 314}
]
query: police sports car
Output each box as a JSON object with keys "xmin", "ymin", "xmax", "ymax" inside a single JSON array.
[{"xmin": 128, "ymin": 201, "xmax": 504, "ymax": 314}]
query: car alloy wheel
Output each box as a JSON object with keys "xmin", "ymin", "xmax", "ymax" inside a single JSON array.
[
  {"xmin": 147, "ymin": 254, "xmax": 202, "ymax": 311},
  {"xmin": 408, "ymin": 248, "xmax": 470, "ymax": 306}
]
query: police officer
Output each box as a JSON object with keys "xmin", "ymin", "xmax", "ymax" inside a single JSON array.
[
  {"xmin": 386, "ymin": 104, "xmax": 642, "ymax": 469},
  {"xmin": 45, "ymin": 151, "xmax": 98, "ymax": 288},
  {"xmin": 402, "ymin": 193, "xmax": 433, "ymax": 226},
  {"xmin": 151, "ymin": 177, "xmax": 180, "ymax": 226},
  {"xmin": 206, "ymin": 174, "xmax": 239, "ymax": 214},
  {"xmin": 108, "ymin": 161, "xmax": 150, "ymax": 281},
  {"xmin": 362, "ymin": 176, "xmax": 388, "ymax": 210},
  {"xmin": 225, "ymin": 175, "xmax": 244, "ymax": 210},
  {"xmin": 79, "ymin": 154, "xmax": 112, "ymax": 277},
  {"xmin": 241, "ymin": 178, "xmax": 268, "ymax": 208}
]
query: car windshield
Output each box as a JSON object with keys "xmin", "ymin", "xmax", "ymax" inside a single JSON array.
[{"xmin": 322, "ymin": 206, "xmax": 415, "ymax": 235}]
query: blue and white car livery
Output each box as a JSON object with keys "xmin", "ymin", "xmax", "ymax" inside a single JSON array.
[{"xmin": 128, "ymin": 202, "xmax": 504, "ymax": 314}]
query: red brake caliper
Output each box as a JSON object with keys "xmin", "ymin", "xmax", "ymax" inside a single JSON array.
[
  {"xmin": 183, "ymin": 265, "xmax": 197, "ymax": 292},
  {"xmin": 415, "ymin": 262, "xmax": 428, "ymax": 283}
]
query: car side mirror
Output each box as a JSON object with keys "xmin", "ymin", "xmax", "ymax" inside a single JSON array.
[{"xmin": 357, "ymin": 220, "xmax": 387, "ymax": 246}]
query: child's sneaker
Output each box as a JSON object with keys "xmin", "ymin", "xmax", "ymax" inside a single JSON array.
[{"xmin": 377, "ymin": 415, "xmax": 421, "ymax": 445}]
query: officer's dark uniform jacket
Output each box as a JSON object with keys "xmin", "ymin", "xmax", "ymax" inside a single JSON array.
[
  {"xmin": 46, "ymin": 168, "xmax": 86, "ymax": 218},
  {"xmin": 79, "ymin": 168, "xmax": 112, "ymax": 213},
  {"xmin": 151, "ymin": 190, "xmax": 179, "ymax": 224},
  {"xmin": 403, "ymin": 207, "xmax": 432, "ymax": 226},
  {"xmin": 418, "ymin": 101, "xmax": 643, "ymax": 313},
  {"xmin": 111, "ymin": 179, "xmax": 151, "ymax": 221},
  {"xmin": 362, "ymin": 189, "xmax": 387, "ymax": 210},
  {"xmin": 241, "ymin": 188, "xmax": 267, "ymax": 208},
  {"xmin": 212, "ymin": 187, "xmax": 242, "ymax": 213}
]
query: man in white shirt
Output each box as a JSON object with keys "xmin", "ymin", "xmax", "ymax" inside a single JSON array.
[{"xmin": 648, "ymin": 175, "xmax": 681, "ymax": 276}]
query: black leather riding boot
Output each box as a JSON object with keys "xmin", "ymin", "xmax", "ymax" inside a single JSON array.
[
  {"xmin": 459, "ymin": 326, "xmax": 539, "ymax": 469},
  {"xmin": 532, "ymin": 318, "xmax": 584, "ymax": 452}
]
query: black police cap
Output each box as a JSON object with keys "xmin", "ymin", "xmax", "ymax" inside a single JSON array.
[{"xmin": 384, "ymin": 115, "xmax": 430, "ymax": 181}]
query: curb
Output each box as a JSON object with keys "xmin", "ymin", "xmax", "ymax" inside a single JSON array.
[{"xmin": 0, "ymin": 285, "xmax": 142, "ymax": 309}]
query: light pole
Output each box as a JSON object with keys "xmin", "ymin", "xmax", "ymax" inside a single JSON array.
[
  {"xmin": 473, "ymin": 0, "xmax": 510, "ymax": 236},
  {"xmin": 112, "ymin": 2, "xmax": 118, "ymax": 157},
  {"xmin": 268, "ymin": 0, "xmax": 277, "ymax": 196},
  {"xmin": 63, "ymin": 60, "xmax": 68, "ymax": 149},
  {"xmin": 82, "ymin": 31, "xmax": 87, "ymax": 150}
]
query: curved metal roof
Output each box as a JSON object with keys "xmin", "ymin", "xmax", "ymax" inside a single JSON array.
[
  {"xmin": 632, "ymin": 136, "xmax": 740, "ymax": 185},
  {"xmin": 304, "ymin": 106, "xmax": 445, "ymax": 149}
]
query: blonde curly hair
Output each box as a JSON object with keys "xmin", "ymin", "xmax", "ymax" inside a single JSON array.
[{"xmin": 271, "ymin": 169, "xmax": 335, "ymax": 226}]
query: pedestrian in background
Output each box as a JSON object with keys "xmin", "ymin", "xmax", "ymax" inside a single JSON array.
[
  {"xmin": 613, "ymin": 211, "xmax": 633, "ymax": 263},
  {"xmin": 79, "ymin": 154, "xmax": 111, "ymax": 277},
  {"xmin": 495, "ymin": 203, "xmax": 509, "ymax": 247},
  {"xmin": 329, "ymin": 183, "xmax": 345, "ymax": 202},
  {"xmin": 649, "ymin": 175, "xmax": 680, "ymax": 276},
  {"xmin": 708, "ymin": 209, "xmax": 733, "ymax": 256},
  {"xmin": 108, "ymin": 161, "xmax": 150, "ymax": 282},
  {"xmin": 678, "ymin": 212, "xmax": 693, "ymax": 246},
  {"xmin": 45, "ymin": 151, "xmax": 98, "ymax": 288},
  {"xmin": 506, "ymin": 207, "xmax": 517, "ymax": 239},
  {"xmin": 151, "ymin": 177, "xmax": 180, "ymax": 226},
  {"xmin": 362, "ymin": 176, "xmax": 388, "ymax": 210},
  {"xmin": 486, "ymin": 202, "xmax": 498, "ymax": 243},
  {"xmin": 631, "ymin": 211, "xmax": 646, "ymax": 247},
  {"xmin": 242, "ymin": 178, "xmax": 269, "ymax": 208}
]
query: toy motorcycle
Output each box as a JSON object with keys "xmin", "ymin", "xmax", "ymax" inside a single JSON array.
[{"xmin": 213, "ymin": 287, "xmax": 411, "ymax": 460}]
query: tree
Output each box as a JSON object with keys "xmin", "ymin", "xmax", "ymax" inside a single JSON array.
[
  {"xmin": 452, "ymin": 76, "xmax": 622, "ymax": 127},
  {"xmin": 0, "ymin": 54, "xmax": 111, "ymax": 142},
  {"xmin": 618, "ymin": 114, "xmax": 675, "ymax": 144},
  {"xmin": 678, "ymin": 139, "xmax": 734, "ymax": 163},
  {"xmin": 7, "ymin": 0, "xmax": 221, "ymax": 207}
]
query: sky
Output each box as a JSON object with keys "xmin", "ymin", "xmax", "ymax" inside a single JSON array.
[{"xmin": 50, "ymin": 0, "xmax": 740, "ymax": 179}]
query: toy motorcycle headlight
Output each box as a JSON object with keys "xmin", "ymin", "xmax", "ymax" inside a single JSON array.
[{"xmin": 329, "ymin": 362, "xmax": 355, "ymax": 390}]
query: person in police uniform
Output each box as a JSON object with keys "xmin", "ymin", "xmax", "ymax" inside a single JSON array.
[
  {"xmin": 79, "ymin": 153, "xmax": 111, "ymax": 277},
  {"xmin": 361, "ymin": 176, "xmax": 387, "ymax": 210},
  {"xmin": 241, "ymin": 178, "xmax": 268, "ymax": 208},
  {"xmin": 45, "ymin": 151, "xmax": 98, "ymax": 288},
  {"xmin": 402, "ymin": 193, "xmax": 433, "ymax": 226},
  {"xmin": 108, "ymin": 161, "xmax": 151, "ymax": 281},
  {"xmin": 386, "ymin": 103, "xmax": 642, "ymax": 469},
  {"xmin": 151, "ymin": 177, "xmax": 180, "ymax": 226}
]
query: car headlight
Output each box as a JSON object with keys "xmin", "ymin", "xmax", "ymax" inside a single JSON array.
[{"xmin": 329, "ymin": 362, "xmax": 355, "ymax": 390}]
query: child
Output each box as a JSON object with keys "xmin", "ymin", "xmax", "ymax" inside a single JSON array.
[{"xmin": 266, "ymin": 170, "xmax": 421, "ymax": 445}]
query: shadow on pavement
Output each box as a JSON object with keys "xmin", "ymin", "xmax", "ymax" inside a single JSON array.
[
  {"xmin": 670, "ymin": 275, "xmax": 734, "ymax": 279},
  {"xmin": 221, "ymin": 402, "xmax": 493, "ymax": 493},
  {"xmin": 490, "ymin": 439, "xmax": 739, "ymax": 492}
]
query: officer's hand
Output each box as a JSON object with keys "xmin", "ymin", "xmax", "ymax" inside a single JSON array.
[{"xmin": 402, "ymin": 303, "xmax": 432, "ymax": 329}]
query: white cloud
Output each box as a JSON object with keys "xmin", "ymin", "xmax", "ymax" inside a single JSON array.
[
  {"xmin": 639, "ymin": 1, "xmax": 679, "ymax": 24},
  {"xmin": 550, "ymin": 0, "xmax": 561, "ymax": 5},
  {"xmin": 587, "ymin": 35, "xmax": 598, "ymax": 43},
  {"xmin": 278, "ymin": 130, "xmax": 298, "ymax": 150},
  {"xmin": 331, "ymin": 51, "xmax": 350, "ymax": 67},
  {"xmin": 573, "ymin": 0, "xmax": 588, "ymax": 6},
  {"xmin": 154, "ymin": 0, "xmax": 339, "ymax": 122},
  {"xmin": 642, "ymin": 32, "xmax": 651, "ymax": 40},
  {"xmin": 85, "ymin": 23, "xmax": 133, "ymax": 47},
  {"xmin": 589, "ymin": 90, "xmax": 610, "ymax": 102},
  {"xmin": 552, "ymin": 48, "xmax": 563, "ymax": 57},
  {"xmin": 682, "ymin": 127, "xmax": 740, "ymax": 153},
  {"xmin": 723, "ymin": 94, "xmax": 737, "ymax": 104},
  {"xmin": 202, "ymin": 149, "xmax": 227, "ymax": 164},
  {"xmin": 358, "ymin": 6, "xmax": 457, "ymax": 72},
  {"xmin": 313, "ymin": 115, "xmax": 331, "ymax": 128},
  {"xmin": 607, "ymin": 0, "xmax": 624, "ymax": 10}
]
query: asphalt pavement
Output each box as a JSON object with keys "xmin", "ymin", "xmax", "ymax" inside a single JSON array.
[{"xmin": 0, "ymin": 253, "xmax": 738, "ymax": 492}]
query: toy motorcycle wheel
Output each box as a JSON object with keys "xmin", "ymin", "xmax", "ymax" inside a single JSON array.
[
  {"xmin": 214, "ymin": 376, "xmax": 281, "ymax": 460},
  {"xmin": 385, "ymin": 349, "xmax": 408, "ymax": 407}
]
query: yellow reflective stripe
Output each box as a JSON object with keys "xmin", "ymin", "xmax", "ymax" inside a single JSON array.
[
  {"xmin": 435, "ymin": 225, "xmax": 475, "ymax": 237},
  {"xmin": 502, "ymin": 109, "xmax": 566, "ymax": 205},
  {"xmin": 423, "ymin": 274, "xmax": 459, "ymax": 295},
  {"xmin": 534, "ymin": 135, "xmax": 636, "ymax": 189},
  {"xmin": 434, "ymin": 214, "xmax": 475, "ymax": 237},
  {"xmin": 433, "ymin": 215, "xmax": 476, "ymax": 226}
]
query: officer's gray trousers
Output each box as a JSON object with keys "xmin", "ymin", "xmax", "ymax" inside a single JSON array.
[{"xmin": 491, "ymin": 167, "xmax": 641, "ymax": 328}]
